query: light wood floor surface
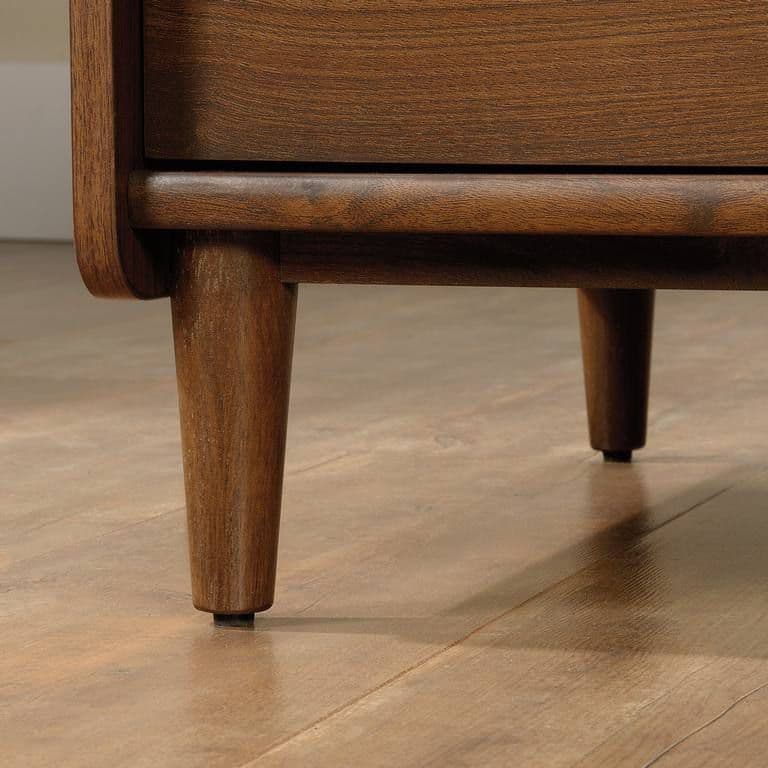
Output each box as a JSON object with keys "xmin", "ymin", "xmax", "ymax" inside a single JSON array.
[{"xmin": 2, "ymin": 242, "xmax": 768, "ymax": 767}]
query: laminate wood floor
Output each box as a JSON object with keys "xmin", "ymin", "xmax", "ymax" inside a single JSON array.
[{"xmin": 2, "ymin": 242, "xmax": 768, "ymax": 767}]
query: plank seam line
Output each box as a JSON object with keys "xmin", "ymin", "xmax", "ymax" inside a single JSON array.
[
  {"xmin": 240, "ymin": 481, "xmax": 736, "ymax": 765},
  {"xmin": 639, "ymin": 679, "xmax": 768, "ymax": 768},
  {"xmin": 5, "ymin": 505, "xmax": 186, "ymax": 571},
  {"xmin": 569, "ymin": 655, "xmax": 721, "ymax": 766}
]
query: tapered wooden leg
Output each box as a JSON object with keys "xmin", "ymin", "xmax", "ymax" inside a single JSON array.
[
  {"xmin": 578, "ymin": 289, "xmax": 654, "ymax": 463},
  {"xmin": 171, "ymin": 231, "xmax": 297, "ymax": 618}
]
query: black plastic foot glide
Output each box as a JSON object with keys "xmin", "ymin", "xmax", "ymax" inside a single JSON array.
[
  {"xmin": 603, "ymin": 450, "xmax": 633, "ymax": 463},
  {"xmin": 213, "ymin": 613, "xmax": 255, "ymax": 628}
]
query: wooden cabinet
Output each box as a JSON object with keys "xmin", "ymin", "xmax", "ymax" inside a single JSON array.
[
  {"xmin": 144, "ymin": 1, "xmax": 768, "ymax": 165},
  {"xmin": 70, "ymin": 0, "xmax": 768, "ymax": 620}
]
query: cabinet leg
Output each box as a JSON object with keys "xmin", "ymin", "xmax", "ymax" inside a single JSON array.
[
  {"xmin": 171, "ymin": 232, "xmax": 297, "ymax": 617},
  {"xmin": 578, "ymin": 289, "xmax": 654, "ymax": 463}
]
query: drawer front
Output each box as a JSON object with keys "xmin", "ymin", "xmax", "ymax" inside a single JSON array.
[{"xmin": 144, "ymin": 1, "xmax": 768, "ymax": 165}]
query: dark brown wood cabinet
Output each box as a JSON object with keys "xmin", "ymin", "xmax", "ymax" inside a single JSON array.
[
  {"xmin": 143, "ymin": 0, "xmax": 768, "ymax": 166},
  {"xmin": 70, "ymin": 0, "xmax": 768, "ymax": 622}
]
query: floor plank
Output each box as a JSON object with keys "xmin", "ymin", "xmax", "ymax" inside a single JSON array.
[
  {"xmin": 255, "ymin": 477, "xmax": 768, "ymax": 768},
  {"xmin": 2, "ymin": 242, "xmax": 768, "ymax": 766}
]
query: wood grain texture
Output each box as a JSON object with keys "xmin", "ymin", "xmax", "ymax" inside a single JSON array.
[
  {"xmin": 130, "ymin": 172, "xmax": 768, "ymax": 237},
  {"xmin": 6, "ymin": 243, "xmax": 768, "ymax": 767},
  {"xmin": 70, "ymin": 0, "xmax": 169, "ymax": 299},
  {"xmin": 578, "ymin": 289, "xmax": 655, "ymax": 461},
  {"xmin": 254, "ymin": 478, "xmax": 768, "ymax": 768},
  {"xmin": 171, "ymin": 232, "xmax": 297, "ymax": 614},
  {"xmin": 144, "ymin": 0, "xmax": 768, "ymax": 165},
  {"xmin": 281, "ymin": 233, "xmax": 768, "ymax": 290}
]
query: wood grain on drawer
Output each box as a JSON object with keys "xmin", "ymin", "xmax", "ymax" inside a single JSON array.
[{"xmin": 144, "ymin": 1, "xmax": 768, "ymax": 165}]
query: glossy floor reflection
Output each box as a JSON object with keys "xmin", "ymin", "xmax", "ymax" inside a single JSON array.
[{"xmin": 2, "ymin": 242, "xmax": 768, "ymax": 767}]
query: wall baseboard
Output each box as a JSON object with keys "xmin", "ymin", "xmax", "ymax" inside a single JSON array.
[{"xmin": 0, "ymin": 61, "xmax": 72, "ymax": 241}]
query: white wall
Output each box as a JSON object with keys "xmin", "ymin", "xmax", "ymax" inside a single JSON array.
[
  {"xmin": 0, "ymin": 62, "xmax": 72, "ymax": 241},
  {"xmin": 0, "ymin": 1, "xmax": 71, "ymax": 240},
  {"xmin": 1, "ymin": 1, "xmax": 70, "ymax": 63}
]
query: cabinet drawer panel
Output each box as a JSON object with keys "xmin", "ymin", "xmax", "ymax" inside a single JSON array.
[{"xmin": 144, "ymin": 1, "xmax": 768, "ymax": 165}]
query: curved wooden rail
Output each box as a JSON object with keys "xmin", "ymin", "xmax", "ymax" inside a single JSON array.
[{"xmin": 130, "ymin": 172, "xmax": 768, "ymax": 237}]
